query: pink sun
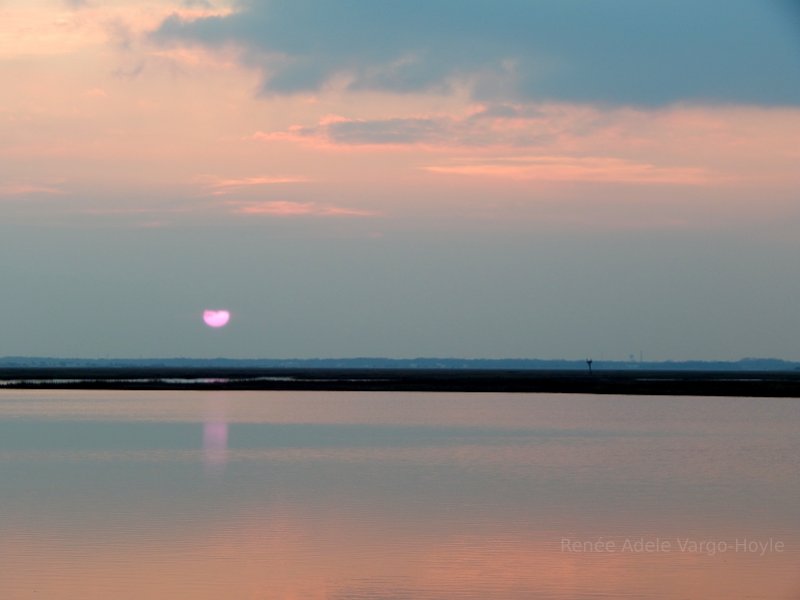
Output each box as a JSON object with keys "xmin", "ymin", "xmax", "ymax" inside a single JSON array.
[{"xmin": 203, "ymin": 309, "xmax": 230, "ymax": 328}]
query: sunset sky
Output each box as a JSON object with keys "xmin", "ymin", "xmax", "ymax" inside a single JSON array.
[{"xmin": 2, "ymin": 0, "xmax": 800, "ymax": 360}]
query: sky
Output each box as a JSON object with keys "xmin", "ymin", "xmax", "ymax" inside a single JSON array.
[{"xmin": 1, "ymin": 0, "xmax": 800, "ymax": 361}]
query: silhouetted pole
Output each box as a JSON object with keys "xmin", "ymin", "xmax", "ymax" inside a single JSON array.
[{"xmin": 586, "ymin": 358, "xmax": 593, "ymax": 374}]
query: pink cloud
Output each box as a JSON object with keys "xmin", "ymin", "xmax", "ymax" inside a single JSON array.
[
  {"xmin": 229, "ymin": 200, "xmax": 377, "ymax": 217},
  {"xmin": 245, "ymin": 104, "xmax": 595, "ymax": 150},
  {"xmin": 0, "ymin": 183, "xmax": 67, "ymax": 197},
  {"xmin": 208, "ymin": 175, "xmax": 310, "ymax": 195},
  {"xmin": 424, "ymin": 156, "xmax": 721, "ymax": 185},
  {"xmin": 1, "ymin": 2, "xmax": 233, "ymax": 59},
  {"xmin": 83, "ymin": 87, "xmax": 108, "ymax": 98},
  {"xmin": 247, "ymin": 127, "xmax": 321, "ymax": 145},
  {"xmin": 245, "ymin": 103, "xmax": 800, "ymax": 189}
]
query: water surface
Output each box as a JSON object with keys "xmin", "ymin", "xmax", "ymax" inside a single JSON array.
[{"xmin": 1, "ymin": 391, "xmax": 798, "ymax": 599}]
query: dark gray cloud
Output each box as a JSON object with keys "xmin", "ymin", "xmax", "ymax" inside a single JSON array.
[
  {"xmin": 152, "ymin": 0, "xmax": 800, "ymax": 105},
  {"xmin": 269, "ymin": 105, "xmax": 568, "ymax": 146},
  {"xmin": 181, "ymin": 0, "xmax": 214, "ymax": 7},
  {"xmin": 327, "ymin": 118, "xmax": 444, "ymax": 145}
]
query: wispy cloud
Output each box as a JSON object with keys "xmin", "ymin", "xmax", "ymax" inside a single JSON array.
[
  {"xmin": 1, "ymin": 1, "xmax": 233, "ymax": 59},
  {"xmin": 424, "ymin": 156, "xmax": 720, "ymax": 185},
  {"xmin": 79, "ymin": 206, "xmax": 188, "ymax": 216},
  {"xmin": 228, "ymin": 200, "xmax": 377, "ymax": 217},
  {"xmin": 245, "ymin": 103, "xmax": 800, "ymax": 187},
  {"xmin": 208, "ymin": 176, "xmax": 310, "ymax": 195},
  {"xmin": 63, "ymin": 0, "xmax": 89, "ymax": 9},
  {"xmin": 246, "ymin": 104, "xmax": 567, "ymax": 149},
  {"xmin": 83, "ymin": 87, "xmax": 108, "ymax": 98},
  {"xmin": 247, "ymin": 127, "xmax": 321, "ymax": 145},
  {"xmin": 244, "ymin": 103, "xmax": 662, "ymax": 150},
  {"xmin": 0, "ymin": 184, "xmax": 67, "ymax": 197}
]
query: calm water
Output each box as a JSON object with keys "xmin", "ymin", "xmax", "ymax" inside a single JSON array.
[{"xmin": 0, "ymin": 390, "xmax": 798, "ymax": 599}]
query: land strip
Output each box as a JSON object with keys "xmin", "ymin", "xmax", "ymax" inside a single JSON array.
[{"xmin": 1, "ymin": 368, "xmax": 800, "ymax": 397}]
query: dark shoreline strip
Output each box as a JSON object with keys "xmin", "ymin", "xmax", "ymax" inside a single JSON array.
[{"xmin": 1, "ymin": 368, "xmax": 800, "ymax": 397}]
